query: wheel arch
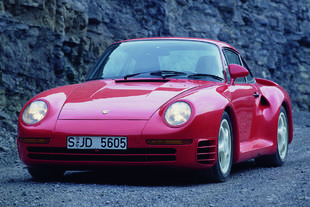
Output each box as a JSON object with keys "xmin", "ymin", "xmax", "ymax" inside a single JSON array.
[
  {"xmin": 223, "ymin": 105, "xmax": 240, "ymax": 163},
  {"xmin": 281, "ymin": 100, "xmax": 293, "ymax": 144},
  {"xmin": 257, "ymin": 83, "xmax": 293, "ymax": 145}
]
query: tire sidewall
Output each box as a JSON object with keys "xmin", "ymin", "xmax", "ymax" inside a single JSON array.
[
  {"xmin": 276, "ymin": 107, "xmax": 289, "ymax": 163},
  {"xmin": 212, "ymin": 111, "xmax": 233, "ymax": 181}
]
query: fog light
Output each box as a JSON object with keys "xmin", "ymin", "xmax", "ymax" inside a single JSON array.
[
  {"xmin": 146, "ymin": 139, "xmax": 192, "ymax": 145},
  {"xmin": 19, "ymin": 138, "xmax": 50, "ymax": 144}
]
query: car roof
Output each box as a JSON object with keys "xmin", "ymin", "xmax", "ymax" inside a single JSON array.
[{"xmin": 114, "ymin": 37, "xmax": 239, "ymax": 53}]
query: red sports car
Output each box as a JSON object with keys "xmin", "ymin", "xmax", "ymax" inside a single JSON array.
[{"xmin": 18, "ymin": 37, "xmax": 293, "ymax": 182}]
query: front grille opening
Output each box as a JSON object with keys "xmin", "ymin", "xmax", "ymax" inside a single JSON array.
[
  {"xmin": 198, "ymin": 140, "xmax": 215, "ymax": 147},
  {"xmin": 27, "ymin": 147, "xmax": 176, "ymax": 154},
  {"xmin": 197, "ymin": 147, "xmax": 213, "ymax": 154},
  {"xmin": 27, "ymin": 147, "xmax": 176, "ymax": 162},
  {"xmin": 197, "ymin": 153, "xmax": 216, "ymax": 160},
  {"xmin": 28, "ymin": 154, "xmax": 176, "ymax": 162},
  {"xmin": 197, "ymin": 139, "xmax": 216, "ymax": 165}
]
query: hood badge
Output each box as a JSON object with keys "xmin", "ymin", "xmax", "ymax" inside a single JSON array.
[{"xmin": 102, "ymin": 110, "xmax": 109, "ymax": 115}]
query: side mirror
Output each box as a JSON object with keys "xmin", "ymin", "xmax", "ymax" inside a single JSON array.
[{"xmin": 228, "ymin": 64, "xmax": 249, "ymax": 85}]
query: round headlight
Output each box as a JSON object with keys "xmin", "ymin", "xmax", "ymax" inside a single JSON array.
[
  {"xmin": 22, "ymin": 100, "xmax": 48, "ymax": 124},
  {"xmin": 165, "ymin": 101, "xmax": 192, "ymax": 126}
]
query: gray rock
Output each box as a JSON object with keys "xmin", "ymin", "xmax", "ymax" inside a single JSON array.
[
  {"xmin": 0, "ymin": 146, "xmax": 9, "ymax": 152},
  {"xmin": 0, "ymin": 0, "xmax": 309, "ymax": 137}
]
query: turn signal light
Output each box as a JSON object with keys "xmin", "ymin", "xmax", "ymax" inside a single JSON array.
[
  {"xmin": 19, "ymin": 138, "xmax": 50, "ymax": 144},
  {"xmin": 146, "ymin": 139, "xmax": 192, "ymax": 145}
]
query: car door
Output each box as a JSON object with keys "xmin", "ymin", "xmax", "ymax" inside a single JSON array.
[{"xmin": 223, "ymin": 49, "xmax": 258, "ymax": 143}]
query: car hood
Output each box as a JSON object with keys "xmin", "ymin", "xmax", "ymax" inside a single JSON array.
[{"xmin": 58, "ymin": 79, "xmax": 201, "ymax": 120}]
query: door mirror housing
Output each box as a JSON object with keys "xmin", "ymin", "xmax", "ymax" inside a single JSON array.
[{"xmin": 228, "ymin": 64, "xmax": 249, "ymax": 85}]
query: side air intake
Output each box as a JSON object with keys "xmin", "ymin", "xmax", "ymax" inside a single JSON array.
[{"xmin": 197, "ymin": 139, "xmax": 217, "ymax": 165}]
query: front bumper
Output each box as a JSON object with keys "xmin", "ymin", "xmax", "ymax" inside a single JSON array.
[{"xmin": 18, "ymin": 120, "xmax": 217, "ymax": 170}]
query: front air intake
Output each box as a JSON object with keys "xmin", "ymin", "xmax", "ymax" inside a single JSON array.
[
  {"xmin": 197, "ymin": 139, "xmax": 217, "ymax": 165},
  {"xmin": 27, "ymin": 147, "xmax": 176, "ymax": 162}
]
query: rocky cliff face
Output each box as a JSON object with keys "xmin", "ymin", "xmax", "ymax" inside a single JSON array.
[{"xmin": 0, "ymin": 0, "xmax": 310, "ymax": 133}]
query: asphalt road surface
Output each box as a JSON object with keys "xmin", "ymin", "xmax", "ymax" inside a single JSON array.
[{"xmin": 0, "ymin": 112, "xmax": 309, "ymax": 206}]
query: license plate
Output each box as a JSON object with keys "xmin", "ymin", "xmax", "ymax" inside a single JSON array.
[{"xmin": 67, "ymin": 136, "xmax": 127, "ymax": 150}]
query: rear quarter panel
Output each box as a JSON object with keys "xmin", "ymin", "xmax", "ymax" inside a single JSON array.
[{"xmin": 255, "ymin": 78, "xmax": 293, "ymax": 144}]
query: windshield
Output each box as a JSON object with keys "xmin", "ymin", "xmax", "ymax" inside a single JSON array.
[{"xmin": 86, "ymin": 40, "xmax": 224, "ymax": 81}]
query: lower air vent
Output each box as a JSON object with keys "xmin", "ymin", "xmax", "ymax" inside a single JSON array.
[
  {"xmin": 27, "ymin": 147, "xmax": 176, "ymax": 162},
  {"xmin": 197, "ymin": 139, "xmax": 217, "ymax": 165}
]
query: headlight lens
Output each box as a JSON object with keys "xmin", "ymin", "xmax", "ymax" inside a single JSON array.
[
  {"xmin": 165, "ymin": 101, "xmax": 192, "ymax": 126},
  {"xmin": 22, "ymin": 100, "xmax": 48, "ymax": 124}
]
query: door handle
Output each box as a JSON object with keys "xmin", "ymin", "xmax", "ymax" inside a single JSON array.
[{"xmin": 253, "ymin": 92, "xmax": 260, "ymax": 98}]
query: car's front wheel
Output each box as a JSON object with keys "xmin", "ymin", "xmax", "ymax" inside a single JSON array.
[
  {"xmin": 28, "ymin": 167, "xmax": 65, "ymax": 181},
  {"xmin": 207, "ymin": 111, "xmax": 233, "ymax": 182}
]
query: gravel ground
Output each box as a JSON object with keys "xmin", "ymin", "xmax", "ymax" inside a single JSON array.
[{"xmin": 0, "ymin": 112, "xmax": 309, "ymax": 206}]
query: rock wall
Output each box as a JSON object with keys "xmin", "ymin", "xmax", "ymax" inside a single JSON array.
[{"xmin": 0, "ymin": 0, "xmax": 310, "ymax": 133}]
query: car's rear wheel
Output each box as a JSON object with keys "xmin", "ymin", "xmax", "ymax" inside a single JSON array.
[
  {"xmin": 255, "ymin": 106, "xmax": 289, "ymax": 166},
  {"xmin": 28, "ymin": 167, "xmax": 65, "ymax": 181},
  {"xmin": 207, "ymin": 111, "xmax": 233, "ymax": 182}
]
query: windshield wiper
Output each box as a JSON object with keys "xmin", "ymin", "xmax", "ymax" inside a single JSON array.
[
  {"xmin": 150, "ymin": 70, "xmax": 187, "ymax": 79},
  {"xmin": 188, "ymin": 73, "xmax": 224, "ymax": 81},
  {"xmin": 124, "ymin": 71, "xmax": 157, "ymax": 80},
  {"xmin": 124, "ymin": 70, "xmax": 187, "ymax": 80}
]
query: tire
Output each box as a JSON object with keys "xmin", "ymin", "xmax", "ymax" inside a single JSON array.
[
  {"xmin": 28, "ymin": 167, "xmax": 65, "ymax": 181},
  {"xmin": 207, "ymin": 111, "xmax": 233, "ymax": 182},
  {"xmin": 255, "ymin": 106, "xmax": 289, "ymax": 166}
]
